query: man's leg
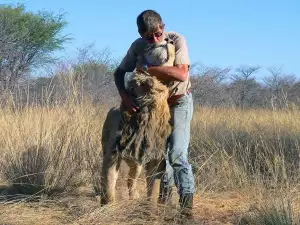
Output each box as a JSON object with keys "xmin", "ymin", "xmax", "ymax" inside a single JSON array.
[{"xmin": 168, "ymin": 92, "xmax": 195, "ymax": 216}]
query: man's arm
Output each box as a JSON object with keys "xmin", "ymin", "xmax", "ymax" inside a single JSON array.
[
  {"xmin": 114, "ymin": 40, "xmax": 138, "ymax": 93},
  {"xmin": 146, "ymin": 64, "xmax": 189, "ymax": 82},
  {"xmin": 114, "ymin": 67, "xmax": 127, "ymax": 96},
  {"xmin": 114, "ymin": 41, "xmax": 140, "ymax": 113}
]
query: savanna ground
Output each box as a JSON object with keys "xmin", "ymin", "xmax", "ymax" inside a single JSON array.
[{"xmin": 1, "ymin": 100, "xmax": 300, "ymax": 224}]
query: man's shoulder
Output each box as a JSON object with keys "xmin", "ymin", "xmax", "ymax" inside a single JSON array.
[
  {"xmin": 166, "ymin": 31, "xmax": 190, "ymax": 66},
  {"xmin": 166, "ymin": 31, "xmax": 187, "ymax": 43},
  {"xmin": 128, "ymin": 38, "xmax": 148, "ymax": 53}
]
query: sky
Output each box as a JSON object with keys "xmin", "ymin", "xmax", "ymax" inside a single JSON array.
[{"xmin": 2, "ymin": 0, "xmax": 300, "ymax": 80}]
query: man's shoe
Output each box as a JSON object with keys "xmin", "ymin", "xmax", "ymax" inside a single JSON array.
[{"xmin": 179, "ymin": 193, "xmax": 194, "ymax": 219}]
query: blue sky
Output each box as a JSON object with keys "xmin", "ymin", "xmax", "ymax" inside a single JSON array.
[{"xmin": 2, "ymin": 0, "xmax": 300, "ymax": 79}]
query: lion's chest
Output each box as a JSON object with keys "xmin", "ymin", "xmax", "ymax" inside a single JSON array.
[{"xmin": 116, "ymin": 112, "xmax": 166, "ymax": 165}]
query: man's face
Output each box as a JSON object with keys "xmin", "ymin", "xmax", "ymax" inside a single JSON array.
[{"xmin": 141, "ymin": 25, "xmax": 164, "ymax": 44}]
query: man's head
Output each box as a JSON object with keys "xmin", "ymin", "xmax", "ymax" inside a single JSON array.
[{"xmin": 137, "ymin": 10, "xmax": 165, "ymax": 44}]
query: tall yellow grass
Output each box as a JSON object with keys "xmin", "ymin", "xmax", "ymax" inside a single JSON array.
[
  {"xmin": 1, "ymin": 101, "xmax": 300, "ymax": 195},
  {"xmin": 0, "ymin": 103, "xmax": 108, "ymax": 194},
  {"xmin": 190, "ymin": 106, "xmax": 300, "ymax": 192},
  {"xmin": 1, "ymin": 94, "xmax": 300, "ymax": 224}
]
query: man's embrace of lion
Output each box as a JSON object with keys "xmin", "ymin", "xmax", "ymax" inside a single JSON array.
[{"xmin": 100, "ymin": 9, "xmax": 195, "ymax": 218}]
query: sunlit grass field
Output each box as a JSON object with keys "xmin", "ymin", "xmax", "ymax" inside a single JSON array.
[{"xmin": 1, "ymin": 100, "xmax": 300, "ymax": 224}]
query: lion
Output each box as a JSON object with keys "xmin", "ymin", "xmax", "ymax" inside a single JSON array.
[{"xmin": 99, "ymin": 39, "xmax": 175, "ymax": 205}]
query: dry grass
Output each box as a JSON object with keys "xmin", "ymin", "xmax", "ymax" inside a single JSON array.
[
  {"xmin": 0, "ymin": 103, "xmax": 108, "ymax": 195},
  {"xmin": 0, "ymin": 201, "xmax": 72, "ymax": 225},
  {"xmin": 238, "ymin": 189, "xmax": 300, "ymax": 225},
  {"xmin": 190, "ymin": 106, "xmax": 300, "ymax": 192},
  {"xmin": 1, "ymin": 95, "xmax": 300, "ymax": 223}
]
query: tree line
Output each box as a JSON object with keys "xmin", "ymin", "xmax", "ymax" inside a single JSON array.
[{"xmin": 1, "ymin": 4, "xmax": 299, "ymax": 110}]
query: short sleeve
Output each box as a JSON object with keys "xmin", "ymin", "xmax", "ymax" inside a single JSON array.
[
  {"xmin": 118, "ymin": 41, "xmax": 138, "ymax": 72},
  {"xmin": 174, "ymin": 34, "xmax": 191, "ymax": 66}
]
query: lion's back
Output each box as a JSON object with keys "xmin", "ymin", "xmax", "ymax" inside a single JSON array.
[{"xmin": 101, "ymin": 106, "xmax": 122, "ymax": 155}]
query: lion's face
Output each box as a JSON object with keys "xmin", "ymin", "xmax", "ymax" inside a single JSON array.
[
  {"xmin": 128, "ymin": 73, "xmax": 169, "ymax": 102},
  {"xmin": 128, "ymin": 74, "xmax": 154, "ymax": 99}
]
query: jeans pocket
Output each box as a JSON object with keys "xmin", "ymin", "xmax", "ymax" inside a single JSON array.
[
  {"xmin": 171, "ymin": 100, "xmax": 188, "ymax": 128},
  {"xmin": 174, "ymin": 108, "xmax": 188, "ymax": 126}
]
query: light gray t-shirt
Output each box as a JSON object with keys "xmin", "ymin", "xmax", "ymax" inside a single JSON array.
[{"xmin": 118, "ymin": 31, "xmax": 191, "ymax": 96}]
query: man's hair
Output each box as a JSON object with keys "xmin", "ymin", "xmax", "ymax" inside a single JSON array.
[{"xmin": 136, "ymin": 10, "xmax": 164, "ymax": 34}]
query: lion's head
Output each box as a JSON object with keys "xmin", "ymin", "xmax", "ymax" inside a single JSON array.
[
  {"xmin": 127, "ymin": 72, "xmax": 169, "ymax": 109},
  {"xmin": 124, "ymin": 39, "xmax": 175, "ymax": 92}
]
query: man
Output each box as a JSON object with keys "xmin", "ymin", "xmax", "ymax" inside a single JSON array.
[{"xmin": 113, "ymin": 9, "xmax": 195, "ymax": 217}]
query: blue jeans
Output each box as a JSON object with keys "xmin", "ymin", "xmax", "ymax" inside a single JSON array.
[{"xmin": 161, "ymin": 92, "xmax": 195, "ymax": 195}]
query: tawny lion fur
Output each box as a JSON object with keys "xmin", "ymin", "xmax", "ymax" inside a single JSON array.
[{"xmin": 100, "ymin": 41, "xmax": 175, "ymax": 205}]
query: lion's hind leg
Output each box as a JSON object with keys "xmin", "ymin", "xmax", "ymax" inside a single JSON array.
[
  {"xmin": 100, "ymin": 106, "xmax": 123, "ymax": 205},
  {"xmin": 100, "ymin": 150, "xmax": 121, "ymax": 206}
]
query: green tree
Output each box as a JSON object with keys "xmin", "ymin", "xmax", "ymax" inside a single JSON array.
[{"xmin": 0, "ymin": 4, "xmax": 70, "ymax": 91}]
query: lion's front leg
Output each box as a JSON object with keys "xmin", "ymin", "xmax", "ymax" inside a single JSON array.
[
  {"xmin": 124, "ymin": 159, "xmax": 142, "ymax": 200},
  {"xmin": 145, "ymin": 158, "xmax": 166, "ymax": 202},
  {"xmin": 101, "ymin": 150, "xmax": 121, "ymax": 206}
]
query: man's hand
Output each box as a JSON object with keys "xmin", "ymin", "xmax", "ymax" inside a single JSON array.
[
  {"xmin": 135, "ymin": 67, "xmax": 145, "ymax": 74},
  {"xmin": 136, "ymin": 64, "xmax": 152, "ymax": 74},
  {"xmin": 121, "ymin": 92, "xmax": 140, "ymax": 113}
]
